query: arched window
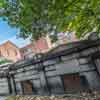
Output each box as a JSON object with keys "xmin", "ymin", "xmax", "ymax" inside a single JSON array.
[
  {"xmin": 7, "ymin": 49, "xmax": 9, "ymax": 56},
  {"xmin": 0, "ymin": 50, "xmax": 1, "ymax": 56},
  {"xmin": 14, "ymin": 49, "xmax": 18, "ymax": 56}
]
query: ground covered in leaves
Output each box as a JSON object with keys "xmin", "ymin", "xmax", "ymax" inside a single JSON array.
[{"xmin": 2, "ymin": 92, "xmax": 100, "ymax": 100}]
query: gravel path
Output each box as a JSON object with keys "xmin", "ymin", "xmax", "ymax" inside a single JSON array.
[{"xmin": 1, "ymin": 92, "xmax": 100, "ymax": 100}]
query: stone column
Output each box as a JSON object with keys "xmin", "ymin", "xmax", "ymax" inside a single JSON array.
[
  {"xmin": 39, "ymin": 71, "xmax": 49, "ymax": 95},
  {"xmin": 34, "ymin": 54, "xmax": 50, "ymax": 95},
  {"xmin": 9, "ymin": 75, "xmax": 17, "ymax": 95},
  {"xmin": 7, "ymin": 76, "xmax": 12, "ymax": 94}
]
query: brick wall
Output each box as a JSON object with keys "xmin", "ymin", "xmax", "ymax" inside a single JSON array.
[
  {"xmin": 32, "ymin": 37, "xmax": 51, "ymax": 53},
  {"xmin": 0, "ymin": 37, "xmax": 52, "ymax": 62},
  {"xmin": 0, "ymin": 41, "xmax": 22, "ymax": 62},
  {"xmin": 21, "ymin": 37, "xmax": 52, "ymax": 59}
]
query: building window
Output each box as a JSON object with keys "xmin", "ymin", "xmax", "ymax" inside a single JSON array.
[
  {"xmin": 7, "ymin": 49, "xmax": 9, "ymax": 56},
  {"xmin": 14, "ymin": 50, "xmax": 17, "ymax": 56},
  {"xmin": 0, "ymin": 50, "xmax": 1, "ymax": 56}
]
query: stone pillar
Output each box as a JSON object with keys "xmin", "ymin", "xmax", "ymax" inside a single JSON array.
[
  {"xmin": 10, "ymin": 75, "xmax": 17, "ymax": 95},
  {"xmin": 39, "ymin": 71, "xmax": 49, "ymax": 95},
  {"xmin": 7, "ymin": 76, "xmax": 12, "ymax": 94},
  {"xmin": 34, "ymin": 53, "xmax": 50, "ymax": 95}
]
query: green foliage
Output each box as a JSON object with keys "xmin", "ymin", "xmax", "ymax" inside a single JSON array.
[
  {"xmin": 0, "ymin": 59, "xmax": 12, "ymax": 65},
  {"xmin": 0, "ymin": 0, "xmax": 100, "ymax": 40},
  {"xmin": 0, "ymin": 0, "xmax": 4, "ymax": 8}
]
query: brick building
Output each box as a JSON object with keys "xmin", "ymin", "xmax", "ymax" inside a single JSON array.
[
  {"xmin": 0, "ymin": 36, "xmax": 52, "ymax": 62},
  {"xmin": 21, "ymin": 36, "xmax": 52, "ymax": 59},
  {"xmin": 0, "ymin": 34, "xmax": 78, "ymax": 62},
  {"xmin": 0, "ymin": 41, "xmax": 22, "ymax": 62}
]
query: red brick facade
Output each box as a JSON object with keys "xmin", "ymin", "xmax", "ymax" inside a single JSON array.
[
  {"xmin": 0, "ymin": 41, "xmax": 22, "ymax": 62},
  {"xmin": 21, "ymin": 37, "xmax": 51, "ymax": 59},
  {"xmin": 32, "ymin": 37, "xmax": 50, "ymax": 53},
  {"xmin": 0, "ymin": 37, "xmax": 52, "ymax": 62}
]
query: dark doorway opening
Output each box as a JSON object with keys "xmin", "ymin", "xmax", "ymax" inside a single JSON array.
[
  {"xmin": 21, "ymin": 80, "xmax": 33, "ymax": 95},
  {"xmin": 80, "ymin": 75, "xmax": 89, "ymax": 92}
]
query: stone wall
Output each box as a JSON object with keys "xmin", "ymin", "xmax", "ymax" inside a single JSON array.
[{"xmin": 0, "ymin": 40, "xmax": 100, "ymax": 95}]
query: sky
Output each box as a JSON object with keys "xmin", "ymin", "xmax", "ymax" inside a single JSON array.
[{"xmin": 0, "ymin": 18, "xmax": 31, "ymax": 48}]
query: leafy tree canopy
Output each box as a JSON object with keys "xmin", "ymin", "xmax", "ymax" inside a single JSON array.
[{"xmin": 0, "ymin": 0, "xmax": 100, "ymax": 40}]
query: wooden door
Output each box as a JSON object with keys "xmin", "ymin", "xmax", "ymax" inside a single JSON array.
[
  {"xmin": 63, "ymin": 74, "xmax": 82, "ymax": 93},
  {"xmin": 22, "ymin": 80, "xmax": 33, "ymax": 94}
]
